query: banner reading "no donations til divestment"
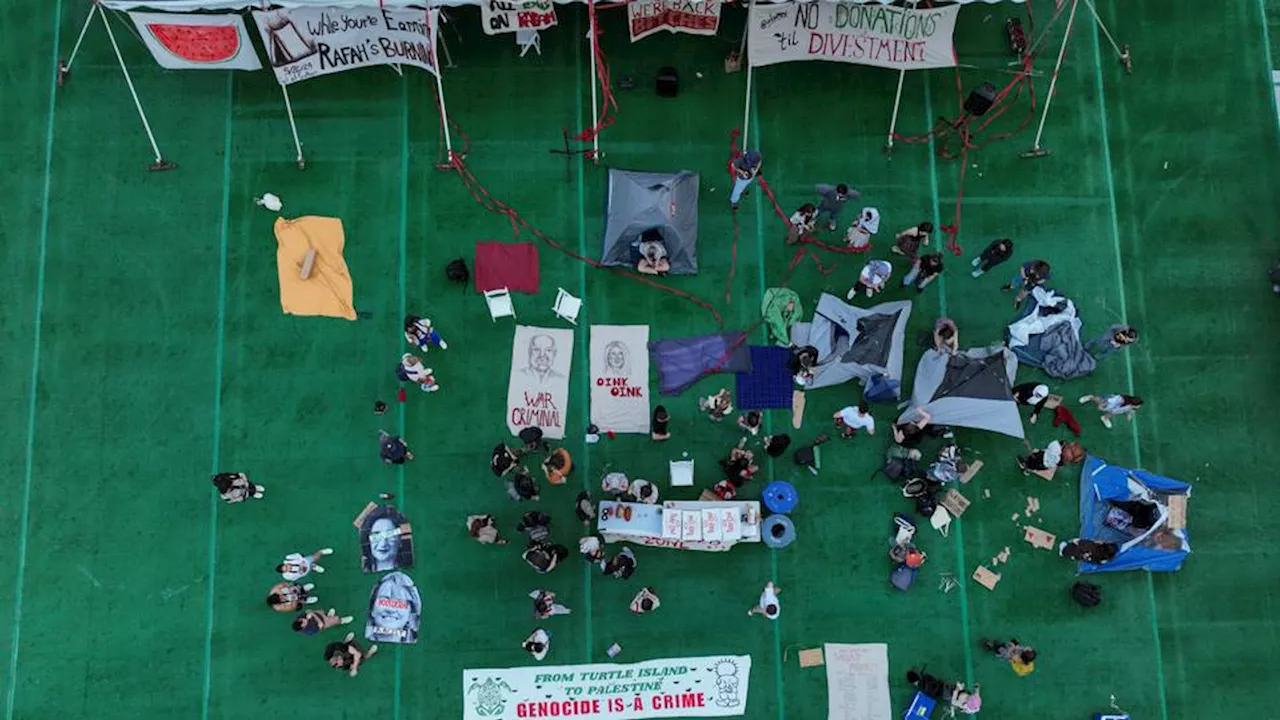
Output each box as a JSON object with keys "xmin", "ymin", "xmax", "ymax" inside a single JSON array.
[{"xmin": 748, "ymin": 2, "xmax": 959, "ymax": 70}]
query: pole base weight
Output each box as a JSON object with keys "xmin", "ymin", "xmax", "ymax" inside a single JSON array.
[
  {"xmin": 297, "ymin": 157, "xmax": 306, "ymax": 170},
  {"xmin": 149, "ymin": 159, "xmax": 177, "ymax": 172},
  {"xmin": 57, "ymin": 61, "xmax": 68, "ymax": 87},
  {"xmin": 1019, "ymin": 148, "xmax": 1051, "ymax": 160}
]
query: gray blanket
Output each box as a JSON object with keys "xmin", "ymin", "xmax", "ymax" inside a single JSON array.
[{"xmin": 1039, "ymin": 322, "xmax": 1097, "ymax": 379}]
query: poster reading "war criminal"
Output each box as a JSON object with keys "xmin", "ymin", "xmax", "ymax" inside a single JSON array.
[
  {"xmin": 748, "ymin": 2, "xmax": 959, "ymax": 71},
  {"xmin": 252, "ymin": 7, "xmax": 438, "ymax": 85},
  {"xmin": 463, "ymin": 655, "xmax": 752, "ymax": 720}
]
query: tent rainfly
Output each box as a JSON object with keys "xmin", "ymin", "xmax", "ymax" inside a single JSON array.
[
  {"xmin": 789, "ymin": 293, "xmax": 912, "ymax": 390},
  {"xmin": 1077, "ymin": 455, "xmax": 1191, "ymax": 573},
  {"xmin": 900, "ymin": 345, "xmax": 1024, "ymax": 439},
  {"xmin": 600, "ymin": 169, "xmax": 700, "ymax": 275}
]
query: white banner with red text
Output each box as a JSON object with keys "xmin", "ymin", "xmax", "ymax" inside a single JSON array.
[
  {"xmin": 507, "ymin": 325, "xmax": 574, "ymax": 440},
  {"xmin": 628, "ymin": 0, "xmax": 722, "ymax": 42},
  {"xmin": 590, "ymin": 325, "xmax": 651, "ymax": 435},
  {"xmin": 480, "ymin": 0, "xmax": 558, "ymax": 35},
  {"xmin": 128, "ymin": 12, "xmax": 262, "ymax": 70},
  {"xmin": 463, "ymin": 655, "xmax": 752, "ymax": 720},
  {"xmin": 252, "ymin": 6, "xmax": 438, "ymax": 86},
  {"xmin": 747, "ymin": 2, "xmax": 959, "ymax": 70}
]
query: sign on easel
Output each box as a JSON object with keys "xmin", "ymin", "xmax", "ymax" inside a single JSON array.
[
  {"xmin": 480, "ymin": 0, "xmax": 558, "ymax": 36},
  {"xmin": 747, "ymin": 2, "xmax": 960, "ymax": 70}
]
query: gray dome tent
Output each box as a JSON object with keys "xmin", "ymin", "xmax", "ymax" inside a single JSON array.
[
  {"xmin": 601, "ymin": 169, "xmax": 700, "ymax": 275},
  {"xmin": 788, "ymin": 293, "xmax": 913, "ymax": 390},
  {"xmin": 900, "ymin": 346, "xmax": 1025, "ymax": 439}
]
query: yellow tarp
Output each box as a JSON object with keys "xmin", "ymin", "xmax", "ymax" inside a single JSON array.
[{"xmin": 274, "ymin": 216, "xmax": 357, "ymax": 321}]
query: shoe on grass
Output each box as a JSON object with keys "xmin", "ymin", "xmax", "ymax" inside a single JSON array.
[
  {"xmin": 1101, "ymin": 415, "xmax": 1113, "ymax": 428},
  {"xmin": 320, "ymin": 548, "xmax": 333, "ymax": 555},
  {"xmin": 1078, "ymin": 395, "xmax": 1092, "ymax": 404},
  {"xmin": 303, "ymin": 583, "xmax": 315, "ymax": 591},
  {"xmin": 313, "ymin": 565, "xmax": 325, "ymax": 574},
  {"xmin": 971, "ymin": 269, "xmax": 983, "ymax": 278}
]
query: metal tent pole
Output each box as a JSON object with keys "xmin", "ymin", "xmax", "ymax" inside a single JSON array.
[
  {"xmin": 740, "ymin": 0, "xmax": 755, "ymax": 147},
  {"xmin": 588, "ymin": 0, "xmax": 600, "ymax": 161},
  {"xmin": 101, "ymin": 3, "xmax": 174, "ymax": 170},
  {"xmin": 279, "ymin": 83, "xmax": 305, "ymax": 169},
  {"xmin": 429, "ymin": 6, "xmax": 455, "ymax": 159},
  {"xmin": 885, "ymin": 68, "xmax": 907, "ymax": 153},
  {"xmin": 59, "ymin": 2, "xmax": 100, "ymax": 85},
  {"xmin": 1021, "ymin": 0, "xmax": 1078, "ymax": 159}
]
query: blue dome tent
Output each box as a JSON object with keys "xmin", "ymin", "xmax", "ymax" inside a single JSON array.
[{"xmin": 1077, "ymin": 455, "xmax": 1191, "ymax": 574}]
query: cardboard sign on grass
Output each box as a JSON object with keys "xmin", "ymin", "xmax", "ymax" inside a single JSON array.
[{"xmin": 507, "ymin": 325, "xmax": 574, "ymax": 440}]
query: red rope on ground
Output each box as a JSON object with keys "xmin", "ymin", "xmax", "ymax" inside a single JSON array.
[{"xmin": 573, "ymin": 0, "xmax": 619, "ymax": 154}]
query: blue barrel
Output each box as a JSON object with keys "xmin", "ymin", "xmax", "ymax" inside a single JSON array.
[
  {"xmin": 761, "ymin": 514, "xmax": 796, "ymax": 549},
  {"xmin": 763, "ymin": 481, "xmax": 798, "ymax": 514}
]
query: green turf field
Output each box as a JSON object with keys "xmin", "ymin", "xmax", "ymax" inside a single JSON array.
[{"xmin": 3, "ymin": 0, "xmax": 1279, "ymax": 717}]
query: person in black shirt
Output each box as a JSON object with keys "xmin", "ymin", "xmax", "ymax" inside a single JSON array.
[
  {"xmin": 651, "ymin": 405, "xmax": 671, "ymax": 441},
  {"xmin": 1011, "ymin": 382, "xmax": 1051, "ymax": 424},
  {"xmin": 603, "ymin": 547, "xmax": 637, "ymax": 579},
  {"xmin": 903, "ymin": 252, "xmax": 945, "ymax": 292},
  {"xmin": 324, "ymin": 633, "xmax": 378, "ymax": 677},
  {"xmin": 491, "ymin": 443, "xmax": 519, "ymax": 477},
  {"xmin": 970, "ymin": 238, "xmax": 1014, "ymax": 278},
  {"xmin": 378, "ymin": 431, "xmax": 413, "ymax": 465},
  {"xmin": 507, "ymin": 469, "xmax": 540, "ymax": 502},
  {"xmin": 763, "ymin": 433, "xmax": 791, "ymax": 458}
]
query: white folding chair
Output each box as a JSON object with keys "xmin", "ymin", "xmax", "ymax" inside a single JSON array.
[
  {"xmin": 552, "ymin": 287, "xmax": 582, "ymax": 325},
  {"xmin": 516, "ymin": 29, "xmax": 541, "ymax": 57},
  {"xmin": 484, "ymin": 287, "xmax": 516, "ymax": 322}
]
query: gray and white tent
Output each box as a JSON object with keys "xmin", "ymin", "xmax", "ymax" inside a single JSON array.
[
  {"xmin": 789, "ymin": 293, "xmax": 913, "ymax": 390},
  {"xmin": 600, "ymin": 169, "xmax": 700, "ymax": 275},
  {"xmin": 900, "ymin": 346, "xmax": 1025, "ymax": 439}
]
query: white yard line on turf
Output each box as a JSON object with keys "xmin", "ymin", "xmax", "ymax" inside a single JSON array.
[
  {"xmin": 6, "ymin": 2, "xmax": 63, "ymax": 717},
  {"xmin": 394, "ymin": 72, "xmax": 411, "ymax": 720},
  {"xmin": 574, "ymin": 12, "xmax": 594, "ymax": 662},
  {"xmin": 199, "ymin": 71, "xmax": 235, "ymax": 720},
  {"xmin": 1088, "ymin": 14, "xmax": 1169, "ymax": 720}
]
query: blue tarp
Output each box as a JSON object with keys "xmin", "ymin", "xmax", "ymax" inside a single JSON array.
[
  {"xmin": 735, "ymin": 346, "xmax": 793, "ymax": 410},
  {"xmin": 1077, "ymin": 455, "xmax": 1192, "ymax": 574}
]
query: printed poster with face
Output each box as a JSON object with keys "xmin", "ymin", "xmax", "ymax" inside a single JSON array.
[
  {"xmin": 366, "ymin": 571, "xmax": 421, "ymax": 645},
  {"xmin": 507, "ymin": 326, "xmax": 574, "ymax": 440},
  {"xmin": 590, "ymin": 325, "xmax": 651, "ymax": 434},
  {"xmin": 355, "ymin": 503, "xmax": 415, "ymax": 573}
]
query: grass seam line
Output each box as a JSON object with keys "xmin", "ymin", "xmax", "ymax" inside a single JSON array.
[
  {"xmin": 6, "ymin": 2, "xmax": 63, "ymax": 716},
  {"xmin": 199, "ymin": 71, "xmax": 235, "ymax": 720},
  {"xmin": 923, "ymin": 71, "xmax": 975, "ymax": 687},
  {"xmin": 574, "ymin": 10, "xmax": 594, "ymax": 663},
  {"xmin": 393, "ymin": 72, "xmax": 411, "ymax": 720},
  {"xmin": 745, "ymin": 84, "xmax": 787, "ymax": 720},
  {"xmin": 1256, "ymin": 0, "xmax": 1280, "ymax": 135},
  {"xmin": 1088, "ymin": 16, "xmax": 1168, "ymax": 720}
]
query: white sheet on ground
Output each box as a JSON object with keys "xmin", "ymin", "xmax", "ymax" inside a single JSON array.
[
  {"xmin": 506, "ymin": 325, "xmax": 574, "ymax": 440},
  {"xmin": 1006, "ymin": 287, "xmax": 1082, "ymax": 348},
  {"xmin": 590, "ymin": 325, "xmax": 651, "ymax": 434},
  {"xmin": 824, "ymin": 643, "xmax": 891, "ymax": 720}
]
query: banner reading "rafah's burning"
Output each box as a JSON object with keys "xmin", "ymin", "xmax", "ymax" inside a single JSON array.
[{"xmin": 252, "ymin": 6, "xmax": 438, "ymax": 86}]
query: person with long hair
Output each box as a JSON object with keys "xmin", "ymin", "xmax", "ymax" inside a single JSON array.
[
  {"xmin": 211, "ymin": 472, "xmax": 263, "ymax": 503},
  {"xmin": 325, "ymin": 633, "xmax": 379, "ymax": 677},
  {"xmin": 1078, "ymin": 393, "xmax": 1143, "ymax": 428},
  {"xmin": 404, "ymin": 314, "xmax": 447, "ymax": 351}
]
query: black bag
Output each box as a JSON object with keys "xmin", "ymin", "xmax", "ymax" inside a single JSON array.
[
  {"xmin": 1071, "ymin": 581, "xmax": 1102, "ymax": 607},
  {"xmin": 445, "ymin": 258, "xmax": 470, "ymax": 284}
]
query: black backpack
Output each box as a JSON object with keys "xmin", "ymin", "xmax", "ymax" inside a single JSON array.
[
  {"xmin": 1071, "ymin": 581, "xmax": 1102, "ymax": 608},
  {"xmin": 445, "ymin": 258, "xmax": 470, "ymax": 285}
]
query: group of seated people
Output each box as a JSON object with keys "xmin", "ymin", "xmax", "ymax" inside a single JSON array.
[{"xmin": 711, "ymin": 439, "xmax": 761, "ymax": 500}]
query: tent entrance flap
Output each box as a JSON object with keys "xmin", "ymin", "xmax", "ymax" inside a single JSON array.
[
  {"xmin": 932, "ymin": 353, "xmax": 1012, "ymax": 402},
  {"xmin": 843, "ymin": 311, "xmax": 901, "ymax": 367},
  {"xmin": 601, "ymin": 169, "xmax": 700, "ymax": 275}
]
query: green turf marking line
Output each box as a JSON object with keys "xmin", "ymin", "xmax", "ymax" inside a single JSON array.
[
  {"xmin": 745, "ymin": 83, "xmax": 786, "ymax": 720},
  {"xmin": 1088, "ymin": 19, "xmax": 1169, "ymax": 720},
  {"xmin": 574, "ymin": 10, "xmax": 594, "ymax": 663},
  {"xmin": 923, "ymin": 72, "xmax": 975, "ymax": 687},
  {"xmin": 1256, "ymin": 0, "xmax": 1280, "ymax": 134},
  {"xmin": 5, "ymin": 2, "xmax": 62, "ymax": 716},
  {"xmin": 199, "ymin": 71, "xmax": 235, "ymax": 720},
  {"xmin": 393, "ymin": 73, "xmax": 411, "ymax": 720}
]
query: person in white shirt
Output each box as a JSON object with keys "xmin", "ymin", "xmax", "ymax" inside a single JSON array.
[
  {"xmin": 630, "ymin": 587, "xmax": 661, "ymax": 614},
  {"xmin": 277, "ymin": 548, "xmax": 334, "ymax": 581},
  {"xmin": 786, "ymin": 203, "xmax": 817, "ymax": 245},
  {"xmin": 747, "ymin": 581, "xmax": 781, "ymax": 619},
  {"xmin": 523, "ymin": 628, "xmax": 552, "ymax": 661},
  {"xmin": 1078, "ymin": 393, "xmax": 1144, "ymax": 428},
  {"xmin": 845, "ymin": 207, "xmax": 880, "ymax": 249},
  {"xmin": 531, "ymin": 589, "xmax": 573, "ymax": 619},
  {"xmin": 848, "ymin": 259, "xmax": 893, "ymax": 300},
  {"xmin": 399, "ymin": 354, "xmax": 439, "ymax": 393},
  {"xmin": 833, "ymin": 403, "xmax": 876, "ymax": 438}
]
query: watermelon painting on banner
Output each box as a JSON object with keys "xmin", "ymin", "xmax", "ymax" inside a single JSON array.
[
  {"xmin": 480, "ymin": 0, "xmax": 558, "ymax": 36},
  {"xmin": 747, "ymin": 2, "xmax": 959, "ymax": 70},
  {"xmin": 252, "ymin": 7, "xmax": 438, "ymax": 85},
  {"xmin": 628, "ymin": 0, "xmax": 722, "ymax": 42},
  {"xmin": 128, "ymin": 12, "xmax": 262, "ymax": 70}
]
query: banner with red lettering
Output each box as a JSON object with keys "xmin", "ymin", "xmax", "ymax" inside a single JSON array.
[
  {"xmin": 590, "ymin": 325, "xmax": 651, "ymax": 435},
  {"xmin": 463, "ymin": 655, "xmax": 752, "ymax": 720},
  {"xmin": 628, "ymin": 0, "xmax": 722, "ymax": 43},
  {"xmin": 747, "ymin": 2, "xmax": 959, "ymax": 70},
  {"xmin": 480, "ymin": 0, "xmax": 558, "ymax": 36},
  {"xmin": 507, "ymin": 325, "xmax": 574, "ymax": 440}
]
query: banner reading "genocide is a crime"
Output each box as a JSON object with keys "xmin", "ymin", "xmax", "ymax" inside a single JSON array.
[
  {"xmin": 748, "ymin": 2, "xmax": 959, "ymax": 70},
  {"xmin": 463, "ymin": 655, "xmax": 752, "ymax": 720}
]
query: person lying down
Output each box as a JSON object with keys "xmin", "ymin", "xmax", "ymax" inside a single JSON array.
[{"xmin": 637, "ymin": 231, "xmax": 670, "ymax": 276}]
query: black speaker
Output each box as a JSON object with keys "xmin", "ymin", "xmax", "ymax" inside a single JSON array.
[
  {"xmin": 963, "ymin": 82, "xmax": 997, "ymax": 116},
  {"xmin": 656, "ymin": 66, "xmax": 679, "ymax": 98}
]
